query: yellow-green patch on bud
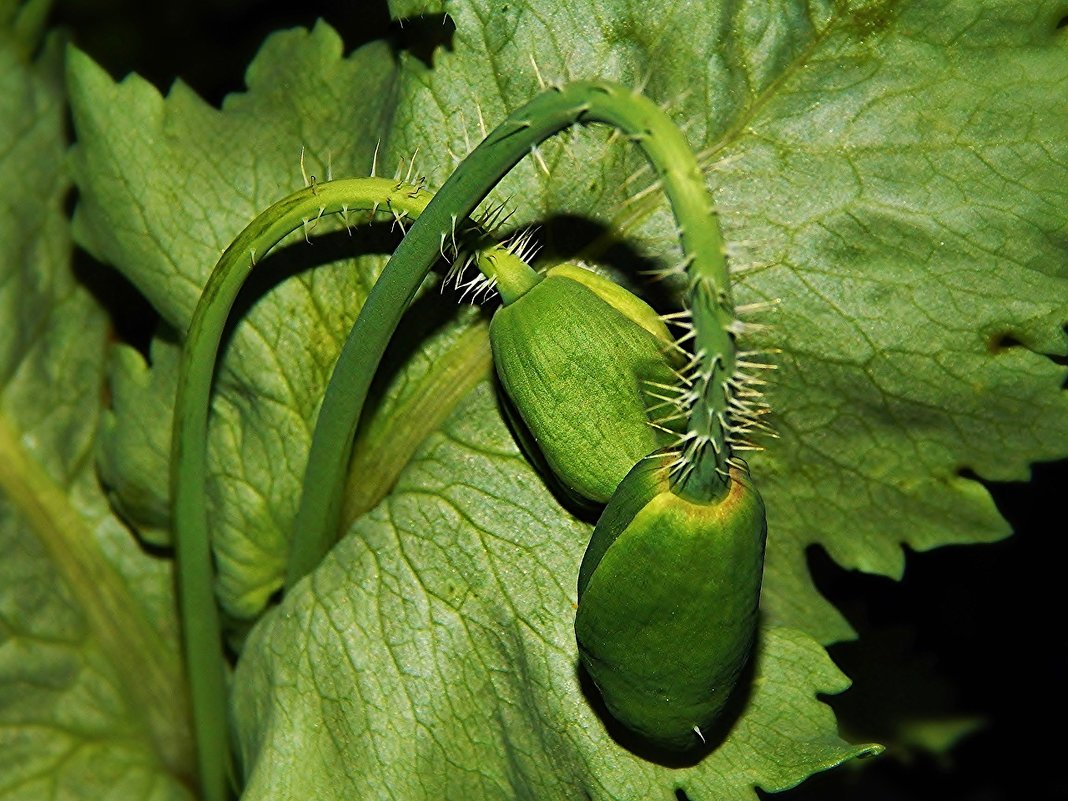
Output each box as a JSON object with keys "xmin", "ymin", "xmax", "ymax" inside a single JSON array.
[
  {"xmin": 575, "ymin": 453, "xmax": 767, "ymax": 750},
  {"xmin": 489, "ymin": 265, "xmax": 680, "ymax": 504},
  {"xmin": 545, "ymin": 264, "xmax": 673, "ymax": 345}
]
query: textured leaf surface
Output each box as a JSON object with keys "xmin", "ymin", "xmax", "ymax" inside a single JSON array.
[
  {"xmin": 378, "ymin": 0, "xmax": 1068, "ymax": 644},
  {"xmin": 708, "ymin": 0, "xmax": 1068, "ymax": 640},
  {"xmin": 233, "ymin": 384, "xmax": 873, "ymax": 801},
  {"xmin": 68, "ymin": 23, "xmax": 405, "ymax": 616},
  {"xmin": 0, "ymin": 22, "xmax": 191, "ymax": 801},
  {"xmin": 64, "ymin": 0, "xmax": 1067, "ymax": 798}
]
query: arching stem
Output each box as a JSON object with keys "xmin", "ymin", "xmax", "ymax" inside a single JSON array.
[{"xmin": 171, "ymin": 176, "xmax": 537, "ymax": 801}]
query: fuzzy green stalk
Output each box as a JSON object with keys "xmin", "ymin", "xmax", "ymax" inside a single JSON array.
[
  {"xmin": 293, "ymin": 81, "xmax": 737, "ymax": 598},
  {"xmin": 172, "ymin": 176, "xmax": 538, "ymax": 801}
]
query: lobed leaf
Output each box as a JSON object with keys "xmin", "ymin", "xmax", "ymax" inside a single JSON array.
[
  {"xmin": 0, "ymin": 19, "xmax": 191, "ymax": 800},
  {"xmin": 68, "ymin": 23, "xmax": 405, "ymax": 617},
  {"xmin": 232, "ymin": 384, "xmax": 876, "ymax": 801},
  {"xmin": 384, "ymin": 0, "xmax": 1068, "ymax": 641}
]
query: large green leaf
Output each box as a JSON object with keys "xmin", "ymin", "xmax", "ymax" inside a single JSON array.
[
  {"xmin": 233, "ymin": 384, "xmax": 871, "ymax": 800},
  {"xmin": 0, "ymin": 12, "xmax": 191, "ymax": 799},
  {"xmin": 68, "ymin": 23, "xmax": 404, "ymax": 617},
  {"xmin": 377, "ymin": 0, "xmax": 1068, "ymax": 642},
  {"xmin": 64, "ymin": 0, "xmax": 1066, "ymax": 798},
  {"xmin": 708, "ymin": 0, "xmax": 1068, "ymax": 641}
]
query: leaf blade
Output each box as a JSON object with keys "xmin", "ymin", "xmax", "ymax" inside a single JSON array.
[{"xmin": 0, "ymin": 20, "xmax": 192, "ymax": 799}]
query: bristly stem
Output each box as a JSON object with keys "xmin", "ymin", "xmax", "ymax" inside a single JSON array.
[
  {"xmin": 176, "ymin": 80, "xmax": 741, "ymax": 801},
  {"xmin": 171, "ymin": 176, "xmax": 537, "ymax": 801},
  {"xmin": 294, "ymin": 82, "xmax": 738, "ymax": 586}
]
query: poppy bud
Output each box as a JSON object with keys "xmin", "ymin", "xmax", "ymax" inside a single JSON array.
[
  {"xmin": 489, "ymin": 265, "xmax": 680, "ymax": 504},
  {"xmin": 575, "ymin": 453, "xmax": 767, "ymax": 749}
]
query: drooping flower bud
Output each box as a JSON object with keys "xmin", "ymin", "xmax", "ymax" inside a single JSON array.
[
  {"xmin": 575, "ymin": 453, "xmax": 767, "ymax": 750},
  {"xmin": 489, "ymin": 264, "xmax": 680, "ymax": 504}
]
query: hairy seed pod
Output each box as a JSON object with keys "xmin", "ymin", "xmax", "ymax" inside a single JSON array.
[
  {"xmin": 575, "ymin": 453, "xmax": 767, "ymax": 750},
  {"xmin": 489, "ymin": 264, "xmax": 681, "ymax": 504}
]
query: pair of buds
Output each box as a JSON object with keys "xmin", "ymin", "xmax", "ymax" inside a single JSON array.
[{"xmin": 488, "ymin": 264, "xmax": 767, "ymax": 750}]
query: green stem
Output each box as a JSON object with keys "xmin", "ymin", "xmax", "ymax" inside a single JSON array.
[
  {"xmin": 292, "ymin": 80, "xmax": 737, "ymax": 594},
  {"xmin": 172, "ymin": 176, "xmax": 533, "ymax": 801}
]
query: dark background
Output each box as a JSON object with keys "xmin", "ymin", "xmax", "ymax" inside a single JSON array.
[{"xmin": 47, "ymin": 1, "xmax": 1066, "ymax": 798}]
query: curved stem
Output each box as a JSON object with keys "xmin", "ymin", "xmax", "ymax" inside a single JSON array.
[
  {"xmin": 293, "ymin": 81, "xmax": 737, "ymax": 598},
  {"xmin": 171, "ymin": 176, "xmax": 533, "ymax": 801}
]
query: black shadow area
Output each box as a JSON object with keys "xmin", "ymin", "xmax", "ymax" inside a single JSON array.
[
  {"xmin": 533, "ymin": 212, "xmax": 682, "ymax": 313},
  {"xmin": 777, "ymin": 457, "xmax": 1068, "ymax": 801}
]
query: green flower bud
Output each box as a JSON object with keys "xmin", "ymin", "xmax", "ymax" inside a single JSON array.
[
  {"xmin": 575, "ymin": 453, "xmax": 767, "ymax": 750},
  {"xmin": 489, "ymin": 264, "xmax": 680, "ymax": 504}
]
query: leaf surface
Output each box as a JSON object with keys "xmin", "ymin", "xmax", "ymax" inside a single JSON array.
[
  {"xmin": 379, "ymin": 0, "xmax": 1068, "ymax": 640},
  {"xmin": 233, "ymin": 385, "xmax": 874, "ymax": 801},
  {"xmin": 68, "ymin": 23, "xmax": 405, "ymax": 616},
  {"xmin": 0, "ymin": 18, "xmax": 191, "ymax": 800}
]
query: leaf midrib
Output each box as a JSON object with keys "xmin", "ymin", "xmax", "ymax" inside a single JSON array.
[{"xmin": 0, "ymin": 412, "xmax": 194, "ymax": 782}]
